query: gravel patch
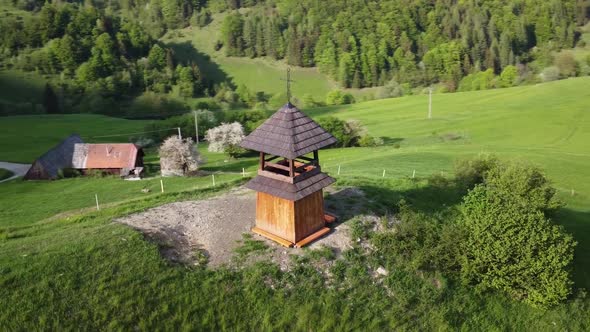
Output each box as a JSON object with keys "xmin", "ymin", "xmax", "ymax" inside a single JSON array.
[{"xmin": 116, "ymin": 186, "xmax": 354, "ymax": 268}]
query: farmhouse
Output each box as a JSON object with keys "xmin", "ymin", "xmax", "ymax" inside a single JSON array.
[
  {"xmin": 240, "ymin": 102, "xmax": 338, "ymax": 248},
  {"xmin": 25, "ymin": 134, "xmax": 144, "ymax": 180}
]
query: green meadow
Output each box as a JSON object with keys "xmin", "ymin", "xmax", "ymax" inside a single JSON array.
[
  {"xmin": 0, "ymin": 114, "xmax": 150, "ymax": 163},
  {"xmin": 162, "ymin": 13, "xmax": 336, "ymax": 100},
  {"xmin": 0, "ymin": 77, "xmax": 589, "ymax": 329},
  {"xmin": 0, "ymin": 168, "xmax": 12, "ymax": 180}
]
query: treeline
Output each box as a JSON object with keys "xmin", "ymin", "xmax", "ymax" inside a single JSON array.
[
  {"xmin": 218, "ymin": 0, "xmax": 581, "ymax": 90},
  {"xmin": 0, "ymin": 2, "xmax": 213, "ymax": 115}
]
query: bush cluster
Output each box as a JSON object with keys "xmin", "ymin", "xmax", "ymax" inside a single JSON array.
[
  {"xmin": 372, "ymin": 156, "xmax": 576, "ymax": 309},
  {"xmin": 317, "ymin": 117, "xmax": 382, "ymax": 148}
]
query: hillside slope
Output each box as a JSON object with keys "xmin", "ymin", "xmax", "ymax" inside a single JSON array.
[
  {"xmin": 311, "ymin": 77, "xmax": 590, "ymax": 207},
  {"xmin": 162, "ymin": 13, "xmax": 337, "ymax": 100}
]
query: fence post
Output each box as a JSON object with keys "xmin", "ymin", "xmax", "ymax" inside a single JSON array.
[
  {"xmin": 242, "ymin": 168, "xmax": 245, "ymax": 177},
  {"xmin": 95, "ymin": 194, "xmax": 100, "ymax": 211},
  {"xmin": 382, "ymin": 170, "xmax": 386, "ymax": 178},
  {"xmin": 338, "ymin": 165, "xmax": 341, "ymax": 175},
  {"xmin": 212, "ymin": 174, "xmax": 216, "ymax": 186},
  {"xmin": 412, "ymin": 169, "xmax": 416, "ymax": 178},
  {"xmin": 160, "ymin": 179, "xmax": 164, "ymax": 193}
]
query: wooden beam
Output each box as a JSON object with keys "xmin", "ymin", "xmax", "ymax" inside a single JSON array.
[
  {"xmin": 252, "ymin": 227, "xmax": 293, "ymax": 247},
  {"xmin": 324, "ymin": 213, "xmax": 337, "ymax": 224},
  {"xmin": 294, "ymin": 227, "xmax": 331, "ymax": 248},
  {"xmin": 265, "ymin": 155, "xmax": 280, "ymax": 162},
  {"xmin": 258, "ymin": 170, "xmax": 295, "ymax": 183},
  {"xmin": 265, "ymin": 162, "xmax": 290, "ymax": 172}
]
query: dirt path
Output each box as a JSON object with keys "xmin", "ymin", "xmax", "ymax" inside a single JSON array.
[
  {"xmin": 0, "ymin": 162, "xmax": 30, "ymax": 183},
  {"xmin": 116, "ymin": 187, "xmax": 355, "ymax": 268}
]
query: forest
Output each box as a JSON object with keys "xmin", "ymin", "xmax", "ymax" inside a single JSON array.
[
  {"xmin": 0, "ymin": 0, "xmax": 588, "ymax": 116},
  {"xmin": 219, "ymin": 0, "xmax": 584, "ymax": 89}
]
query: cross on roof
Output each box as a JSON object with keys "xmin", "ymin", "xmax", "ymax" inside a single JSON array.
[{"xmin": 280, "ymin": 67, "xmax": 296, "ymax": 102}]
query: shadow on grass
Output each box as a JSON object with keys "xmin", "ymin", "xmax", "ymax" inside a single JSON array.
[
  {"xmin": 166, "ymin": 41, "xmax": 233, "ymax": 90},
  {"xmin": 326, "ymin": 176, "xmax": 465, "ymax": 221},
  {"xmin": 555, "ymin": 208, "xmax": 590, "ymax": 290},
  {"xmin": 381, "ymin": 137, "xmax": 404, "ymax": 145}
]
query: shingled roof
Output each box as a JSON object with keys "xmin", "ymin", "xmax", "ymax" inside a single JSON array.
[
  {"xmin": 240, "ymin": 102, "xmax": 337, "ymax": 159},
  {"xmin": 24, "ymin": 134, "xmax": 84, "ymax": 180},
  {"xmin": 246, "ymin": 172, "xmax": 335, "ymax": 201}
]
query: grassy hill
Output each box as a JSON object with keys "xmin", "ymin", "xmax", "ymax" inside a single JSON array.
[
  {"xmin": 311, "ymin": 77, "xmax": 590, "ymax": 206},
  {"xmin": 162, "ymin": 13, "xmax": 337, "ymax": 101},
  {"xmin": 1, "ymin": 78, "xmax": 590, "ymax": 329}
]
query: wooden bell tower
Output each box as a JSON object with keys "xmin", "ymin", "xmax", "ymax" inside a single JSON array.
[{"xmin": 240, "ymin": 102, "xmax": 337, "ymax": 248}]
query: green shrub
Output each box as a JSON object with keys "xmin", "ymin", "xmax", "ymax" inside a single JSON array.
[
  {"xmin": 317, "ymin": 117, "xmax": 366, "ymax": 147},
  {"xmin": 225, "ymin": 110, "xmax": 267, "ymax": 133},
  {"xmin": 371, "ymin": 202, "xmax": 463, "ymax": 273},
  {"xmin": 144, "ymin": 110, "xmax": 220, "ymax": 143},
  {"xmin": 325, "ymin": 90, "xmax": 355, "ymax": 105},
  {"xmin": 358, "ymin": 135, "xmax": 384, "ymax": 147},
  {"xmin": 540, "ymin": 66, "xmax": 560, "ymax": 82},
  {"xmin": 375, "ymin": 79, "xmax": 404, "ymax": 99},
  {"xmin": 460, "ymin": 162, "xmax": 575, "ymax": 308},
  {"xmin": 499, "ymin": 65, "xmax": 519, "ymax": 87},
  {"xmin": 454, "ymin": 154, "xmax": 500, "ymax": 192}
]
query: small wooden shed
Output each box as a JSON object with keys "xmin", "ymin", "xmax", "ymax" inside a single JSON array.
[{"xmin": 240, "ymin": 102, "xmax": 337, "ymax": 248}]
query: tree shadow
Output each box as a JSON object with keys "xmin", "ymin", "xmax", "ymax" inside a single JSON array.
[
  {"xmin": 325, "ymin": 176, "xmax": 465, "ymax": 221},
  {"xmin": 165, "ymin": 41, "xmax": 234, "ymax": 90},
  {"xmin": 554, "ymin": 208, "xmax": 590, "ymax": 290},
  {"xmin": 381, "ymin": 137, "xmax": 404, "ymax": 145}
]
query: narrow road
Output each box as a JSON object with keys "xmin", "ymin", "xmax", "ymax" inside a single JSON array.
[{"xmin": 0, "ymin": 162, "xmax": 31, "ymax": 183}]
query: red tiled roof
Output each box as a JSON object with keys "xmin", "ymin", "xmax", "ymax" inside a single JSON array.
[{"xmin": 74, "ymin": 143, "xmax": 139, "ymax": 169}]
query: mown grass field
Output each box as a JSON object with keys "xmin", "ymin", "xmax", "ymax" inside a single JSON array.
[
  {"xmin": 162, "ymin": 13, "xmax": 336, "ymax": 101},
  {"xmin": 1, "ymin": 78, "xmax": 589, "ymax": 329},
  {"xmin": 0, "ymin": 114, "xmax": 150, "ymax": 163}
]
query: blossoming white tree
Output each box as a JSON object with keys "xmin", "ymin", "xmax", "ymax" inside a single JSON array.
[
  {"xmin": 159, "ymin": 136, "xmax": 201, "ymax": 176},
  {"xmin": 205, "ymin": 122, "xmax": 245, "ymax": 157}
]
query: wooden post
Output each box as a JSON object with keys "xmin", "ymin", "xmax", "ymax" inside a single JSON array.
[
  {"xmin": 382, "ymin": 170, "xmax": 386, "ymax": 177},
  {"xmin": 337, "ymin": 165, "xmax": 341, "ymax": 175},
  {"xmin": 259, "ymin": 152, "xmax": 265, "ymax": 170},
  {"xmin": 412, "ymin": 169, "xmax": 416, "ymax": 178},
  {"xmin": 95, "ymin": 194, "xmax": 100, "ymax": 211},
  {"xmin": 177, "ymin": 127, "xmax": 182, "ymax": 140},
  {"xmin": 212, "ymin": 174, "xmax": 216, "ymax": 186},
  {"xmin": 160, "ymin": 179, "xmax": 164, "ymax": 193},
  {"xmin": 313, "ymin": 150, "xmax": 319, "ymax": 166},
  {"xmin": 289, "ymin": 159, "xmax": 295, "ymax": 177},
  {"xmin": 242, "ymin": 168, "xmax": 246, "ymax": 177}
]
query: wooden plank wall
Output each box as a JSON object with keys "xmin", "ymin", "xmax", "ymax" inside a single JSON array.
[
  {"xmin": 294, "ymin": 190, "xmax": 325, "ymax": 242},
  {"xmin": 255, "ymin": 192, "xmax": 296, "ymax": 243}
]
